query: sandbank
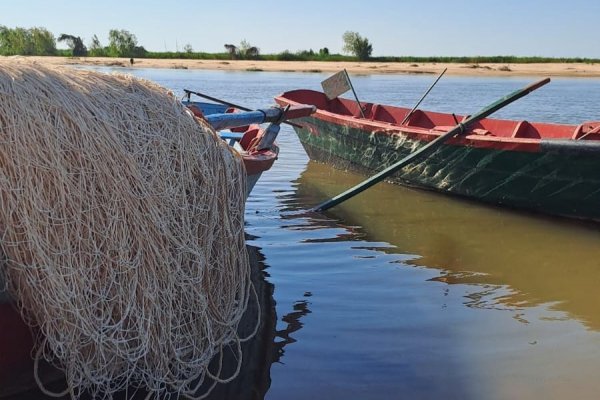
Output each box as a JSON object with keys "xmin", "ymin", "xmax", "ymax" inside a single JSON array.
[{"xmin": 10, "ymin": 56, "xmax": 600, "ymax": 78}]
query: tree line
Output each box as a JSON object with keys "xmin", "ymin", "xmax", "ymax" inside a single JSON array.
[
  {"xmin": 2, "ymin": 26, "xmax": 596, "ymax": 64},
  {"xmin": 0, "ymin": 25, "xmax": 374, "ymax": 61},
  {"xmin": 0, "ymin": 26, "xmax": 146, "ymax": 58}
]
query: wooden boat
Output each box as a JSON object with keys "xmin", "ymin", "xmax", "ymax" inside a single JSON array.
[
  {"xmin": 0, "ymin": 102, "xmax": 314, "ymax": 397},
  {"xmin": 275, "ymin": 89, "xmax": 600, "ymax": 221},
  {"xmin": 187, "ymin": 101, "xmax": 315, "ymax": 196}
]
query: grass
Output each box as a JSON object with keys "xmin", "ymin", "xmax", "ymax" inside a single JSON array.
[{"xmin": 41, "ymin": 51, "xmax": 600, "ymax": 65}]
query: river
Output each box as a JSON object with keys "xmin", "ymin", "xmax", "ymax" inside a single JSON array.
[{"xmin": 17, "ymin": 68, "xmax": 600, "ymax": 400}]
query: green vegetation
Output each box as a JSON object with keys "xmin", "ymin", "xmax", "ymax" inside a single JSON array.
[
  {"xmin": 0, "ymin": 26, "xmax": 56, "ymax": 55},
  {"xmin": 223, "ymin": 40, "xmax": 260, "ymax": 60},
  {"xmin": 262, "ymin": 49, "xmax": 349, "ymax": 62},
  {"xmin": 0, "ymin": 24, "xmax": 598, "ymax": 65},
  {"xmin": 368, "ymin": 55, "xmax": 600, "ymax": 64},
  {"xmin": 107, "ymin": 29, "xmax": 146, "ymax": 58},
  {"xmin": 342, "ymin": 31, "xmax": 373, "ymax": 61},
  {"xmin": 88, "ymin": 34, "xmax": 105, "ymax": 56},
  {"xmin": 58, "ymin": 34, "xmax": 87, "ymax": 56},
  {"xmin": 144, "ymin": 51, "xmax": 231, "ymax": 60}
]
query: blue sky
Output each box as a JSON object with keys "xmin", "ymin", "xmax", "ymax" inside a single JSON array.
[{"xmin": 1, "ymin": 0, "xmax": 598, "ymax": 57}]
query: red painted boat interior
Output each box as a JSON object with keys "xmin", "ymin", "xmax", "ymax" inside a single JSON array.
[
  {"xmin": 239, "ymin": 125, "xmax": 278, "ymax": 176},
  {"xmin": 278, "ymin": 89, "xmax": 600, "ymax": 142}
]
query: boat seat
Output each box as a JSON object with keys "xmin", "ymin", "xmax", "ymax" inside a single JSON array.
[
  {"xmin": 572, "ymin": 121, "xmax": 600, "ymax": 140},
  {"xmin": 511, "ymin": 120, "xmax": 540, "ymax": 138},
  {"xmin": 352, "ymin": 104, "xmax": 369, "ymax": 119},
  {"xmin": 471, "ymin": 128, "xmax": 492, "ymax": 136},
  {"xmin": 239, "ymin": 126, "xmax": 262, "ymax": 151},
  {"xmin": 431, "ymin": 125, "xmax": 454, "ymax": 133},
  {"xmin": 370, "ymin": 104, "xmax": 381, "ymax": 121},
  {"xmin": 432, "ymin": 126, "xmax": 491, "ymax": 136},
  {"xmin": 371, "ymin": 104, "xmax": 400, "ymax": 124}
]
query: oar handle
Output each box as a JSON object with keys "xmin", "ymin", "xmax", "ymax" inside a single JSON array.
[
  {"xmin": 204, "ymin": 104, "xmax": 315, "ymax": 131},
  {"xmin": 523, "ymin": 77, "xmax": 552, "ymax": 93},
  {"xmin": 314, "ymin": 77, "xmax": 551, "ymax": 212},
  {"xmin": 183, "ymin": 89, "xmax": 306, "ymax": 128}
]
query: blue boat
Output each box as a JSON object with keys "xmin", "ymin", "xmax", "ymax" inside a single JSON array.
[{"xmin": 183, "ymin": 91, "xmax": 315, "ymax": 196}]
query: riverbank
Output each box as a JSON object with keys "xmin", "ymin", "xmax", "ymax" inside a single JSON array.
[{"xmin": 10, "ymin": 56, "xmax": 600, "ymax": 77}]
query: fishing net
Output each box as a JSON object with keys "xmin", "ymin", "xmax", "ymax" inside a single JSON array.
[{"xmin": 0, "ymin": 60, "xmax": 254, "ymax": 399}]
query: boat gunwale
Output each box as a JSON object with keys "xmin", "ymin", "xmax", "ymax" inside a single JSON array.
[{"xmin": 275, "ymin": 89, "xmax": 600, "ymax": 154}]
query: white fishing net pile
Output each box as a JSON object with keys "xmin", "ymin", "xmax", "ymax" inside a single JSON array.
[{"xmin": 0, "ymin": 60, "xmax": 253, "ymax": 399}]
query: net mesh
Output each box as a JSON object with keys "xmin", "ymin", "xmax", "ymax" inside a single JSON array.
[{"xmin": 0, "ymin": 60, "xmax": 253, "ymax": 399}]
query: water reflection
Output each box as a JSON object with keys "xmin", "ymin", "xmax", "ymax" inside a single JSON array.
[
  {"xmin": 292, "ymin": 160, "xmax": 600, "ymax": 330},
  {"xmin": 3, "ymin": 244, "xmax": 310, "ymax": 400},
  {"xmin": 273, "ymin": 298, "xmax": 312, "ymax": 361}
]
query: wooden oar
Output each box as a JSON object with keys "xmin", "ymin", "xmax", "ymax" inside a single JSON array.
[
  {"xmin": 313, "ymin": 77, "xmax": 551, "ymax": 212},
  {"xmin": 204, "ymin": 104, "xmax": 314, "ymax": 131},
  {"xmin": 183, "ymin": 89, "xmax": 304, "ymax": 128},
  {"xmin": 400, "ymin": 68, "xmax": 447, "ymax": 125},
  {"xmin": 184, "ymin": 89, "xmax": 251, "ymax": 112}
]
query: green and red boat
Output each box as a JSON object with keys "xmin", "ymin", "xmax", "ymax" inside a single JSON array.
[{"xmin": 275, "ymin": 88, "xmax": 600, "ymax": 222}]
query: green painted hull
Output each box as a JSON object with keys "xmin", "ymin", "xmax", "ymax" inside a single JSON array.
[{"xmin": 292, "ymin": 116, "xmax": 600, "ymax": 221}]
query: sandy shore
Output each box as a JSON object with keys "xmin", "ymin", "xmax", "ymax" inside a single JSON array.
[{"xmin": 10, "ymin": 56, "xmax": 600, "ymax": 77}]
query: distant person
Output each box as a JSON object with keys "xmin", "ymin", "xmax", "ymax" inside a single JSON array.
[{"xmin": 130, "ymin": 58, "xmax": 134, "ymax": 66}]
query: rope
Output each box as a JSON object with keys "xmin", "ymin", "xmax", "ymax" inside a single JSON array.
[{"xmin": 0, "ymin": 59, "xmax": 255, "ymax": 399}]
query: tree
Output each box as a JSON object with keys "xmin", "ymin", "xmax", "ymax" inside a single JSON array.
[
  {"xmin": 224, "ymin": 44, "xmax": 237, "ymax": 59},
  {"xmin": 30, "ymin": 27, "xmax": 56, "ymax": 55},
  {"xmin": 0, "ymin": 26, "xmax": 29, "ymax": 55},
  {"xmin": 58, "ymin": 34, "xmax": 87, "ymax": 56},
  {"xmin": 342, "ymin": 31, "xmax": 372, "ymax": 61},
  {"xmin": 224, "ymin": 40, "xmax": 260, "ymax": 60},
  {"xmin": 108, "ymin": 29, "xmax": 138, "ymax": 57},
  {"xmin": 0, "ymin": 25, "xmax": 15, "ymax": 55},
  {"xmin": 88, "ymin": 34, "xmax": 104, "ymax": 56},
  {"xmin": 0, "ymin": 26, "xmax": 56, "ymax": 56},
  {"xmin": 238, "ymin": 39, "xmax": 259, "ymax": 59},
  {"xmin": 183, "ymin": 43, "xmax": 193, "ymax": 54}
]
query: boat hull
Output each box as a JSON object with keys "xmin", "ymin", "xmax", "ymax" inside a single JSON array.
[{"xmin": 289, "ymin": 115, "xmax": 600, "ymax": 221}]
